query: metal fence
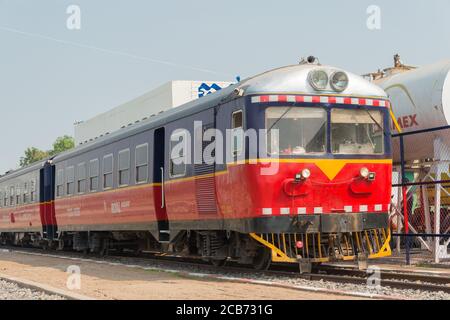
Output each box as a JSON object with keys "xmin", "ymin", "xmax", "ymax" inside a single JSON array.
[{"xmin": 391, "ymin": 125, "xmax": 450, "ymax": 265}]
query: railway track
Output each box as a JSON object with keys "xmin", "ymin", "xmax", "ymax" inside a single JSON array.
[{"xmin": 1, "ymin": 245, "xmax": 450, "ymax": 297}]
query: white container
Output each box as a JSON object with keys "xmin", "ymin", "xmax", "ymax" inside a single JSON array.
[{"xmin": 376, "ymin": 60, "xmax": 450, "ymax": 162}]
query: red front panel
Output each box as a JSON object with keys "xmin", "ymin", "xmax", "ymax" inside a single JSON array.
[{"xmin": 218, "ymin": 161, "xmax": 393, "ymax": 217}]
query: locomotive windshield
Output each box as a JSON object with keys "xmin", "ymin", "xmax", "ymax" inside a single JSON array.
[
  {"xmin": 331, "ymin": 109, "xmax": 384, "ymax": 155},
  {"xmin": 266, "ymin": 107, "xmax": 327, "ymax": 155},
  {"xmin": 265, "ymin": 106, "xmax": 386, "ymax": 156}
]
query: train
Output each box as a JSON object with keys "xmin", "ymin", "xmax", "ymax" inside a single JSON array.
[{"xmin": 0, "ymin": 57, "xmax": 393, "ymax": 272}]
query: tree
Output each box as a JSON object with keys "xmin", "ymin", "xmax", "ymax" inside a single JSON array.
[
  {"xmin": 19, "ymin": 135, "xmax": 75, "ymax": 168},
  {"xmin": 50, "ymin": 135, "xmax": 75, "ymax": 156},
  {"xmin": 20, "ymin": 147, "xmax": 49, "ymax": 168}
]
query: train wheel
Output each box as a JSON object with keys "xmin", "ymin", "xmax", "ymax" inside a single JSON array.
[
  {"xmin": 211, "ymin": 259, "xmax": 227, "ymax": 267},
  {"xmin": 253, "ymin": 247, "xmax": 272, "ymax": 271}
]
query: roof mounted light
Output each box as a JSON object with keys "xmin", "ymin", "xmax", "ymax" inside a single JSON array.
[
  {"xmin": 330, "ymin": 71, "xmax": 349, "ymax": 92},
  {"xmin": 308, "ymin": 70, "xmax": 328, "ymax": 91}
]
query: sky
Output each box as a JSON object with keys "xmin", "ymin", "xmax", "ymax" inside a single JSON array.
[{"xmin": 0, "ymin": 0, "xmax": 449, "ymax": 173}]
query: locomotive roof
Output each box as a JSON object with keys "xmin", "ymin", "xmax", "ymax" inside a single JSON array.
[{"xmin": 3, "ymin": 63, "xmax": 389, "ymax": 171}]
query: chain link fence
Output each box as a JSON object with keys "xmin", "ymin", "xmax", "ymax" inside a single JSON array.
[{"xmin": 391, "ymin": 125, "xmax": 450, "ymax": 264}]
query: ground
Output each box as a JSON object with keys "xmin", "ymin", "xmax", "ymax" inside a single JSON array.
[{"xmin": 0, "ymin": 250, "xmax": 364, "ymax": 300}]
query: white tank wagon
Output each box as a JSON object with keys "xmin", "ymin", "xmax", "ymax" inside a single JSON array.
[
  {"xmin": 372, "ymin": 59, "xmax": 450, "ymax": 163},
  {"xmin": 369, "ymin": 56, "xmax": 450, "ymax": 263}
]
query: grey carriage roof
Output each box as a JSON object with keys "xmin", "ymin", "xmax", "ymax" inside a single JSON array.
[
  {"xmin": 4, "ymin": 63, "xmax": 388, "ymax": 172},
  {"xmin": 0, "ymin": 159, "xmax": 45, "ymax": 183}
]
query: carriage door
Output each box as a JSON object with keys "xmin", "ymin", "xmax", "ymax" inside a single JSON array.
[
  {"xmin": 194, "ymin": 109, "xmax": 218, "ymax": 216},
  {"xmin": 153, "ymin": 127, "xmax": 170, "ymax": 242},
  {"xmin": 40, "ymin": 161, "xmax": 57, "ymax": 240}
]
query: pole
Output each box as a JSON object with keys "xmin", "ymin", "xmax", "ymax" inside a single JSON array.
[
  {"xmin": 399, "ymin": 136, "xmax": 410, "ymax": 265},
  {"xmin": 433, "ymin": 137, "xmax": 443, "ymax": 263}
]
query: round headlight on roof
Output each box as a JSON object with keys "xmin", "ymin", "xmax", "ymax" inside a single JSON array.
[
  {"xmin": 330, "ymin": 71, "xmax": 349, "ymax": 92},
  {"xmin": 308, "ymin": 70, "xmax": 328, "ymax": 91}
]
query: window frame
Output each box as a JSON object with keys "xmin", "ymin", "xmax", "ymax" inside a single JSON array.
[
  {"xmin": 56, "ymin": 169, "xmax": 64, "ymax": 198},
  {"xmin": 30, "ymin": 179, "xmax": 36, "ymax": 202},
  {"xmin": 15, "ymin": 185, "xmax": 21, "ymax": 205},
  {"xmin": 89, "ymin": 159, "xmax": 99, "ymax": 192},
  {"xmin": 23, "ymin": 182, "xmax": 28, "ymax": 204},
  {"xmin": 3, "ymin": 187, "xmax": 8, "ymax": 207},
  {"xmin": 103, "ymin": 154, "xmax": 114, "ymax": 190},
  {"xmin": 169, "ymin": 131, "xmax": 188, "ymax": 179},
  {"xmin": 330, "ymin": 107, "xmax": 385, "ymax": 156},
  {"xmin": 9, "ymin": 186, "xmax": 14, "ymax": 206},
  {"xmin": 118, "ymin": 149, "xmax": 131, "ymax": 187},
  {"xmin": 77, "ymin": 162, "xmax": 87, "ymax": 194},
  {"xmin": 231, "ymin": 110, "xmax": 244, "ymax": 156},
  {"xmin": 66, "ymin": 166, "xmax": 75, "ymax": 196},
  {"xmin": 265, "ymin": 106, "xmax": 328, "ymax": 157},
  {"xmin": 135, "ymin": 143, "xmax": 149, "ymax": 184}
]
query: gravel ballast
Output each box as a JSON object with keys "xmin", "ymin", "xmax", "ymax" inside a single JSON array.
[
  {"xmin": 103, "ymin": 256, "xmax": 450, "ymax": 300},
  {"xmin": 0, "ymin": 279, "xmax": 65, "ymax": 300},
  {"xmin": 2, "ymin": 248, "xmax": 450, "ymax": 300}
]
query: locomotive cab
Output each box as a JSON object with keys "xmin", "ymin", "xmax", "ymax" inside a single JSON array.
[{"xmin": 224, "ymin": 61, "xmax": 393, "ymax": 269}]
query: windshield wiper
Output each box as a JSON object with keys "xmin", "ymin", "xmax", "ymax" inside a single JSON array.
[
  {"xmin": 267, "ymin": 106, "xmax": 294, "ymax": 136},
  {"xmin": 361, "ymin": 106, "xmax": 390, "ymax": 138}
]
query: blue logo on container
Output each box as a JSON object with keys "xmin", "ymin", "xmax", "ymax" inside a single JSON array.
[{"xmin": 198, "ymin": 83, "xmax": 222, "ymax": 98}]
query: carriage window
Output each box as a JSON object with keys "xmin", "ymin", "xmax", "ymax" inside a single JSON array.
[
  {"xmin": 331, "ymin": 109, "xmax": 384, "ymax": 155},
  {"xmin": 266, "ymin": 107, "xmax": 327, "ymax": 155},
  {"xmin": 118, "ymin": 149, "xmax": 130, "ymax": 186},
  {"xmin": 30, "ymin": 179, "xmax": 36, "ymax": 202},
  {"xmin": 66, "ymin": 166, "xmax": 75, "ymax": 195},
  {"xmin": 16, "ymin": 186, "xmax": 21, "ymax": 205},
  {"xmin": 135, "ymin": 144, "xmax": 148, "ymax": 183},
  {"xmin": 9, "ymin": 186, "xmax": 14, "ymax": 206},
  {"xmin": 4, "ymin": 189, "xmax": 8, "ymax": 207},
  {"xmin": 77, "ymin": 163, "xmax": 87, "ymax": 193},
  {"xmin": 23, "ymin": 182, "xmax": 28, "ymax": 204},
  {"xmin": 89, "ymin": 159, "xmax": 99, "ymax": 192},
  {"xmin": 170, "ymin": 131, "xmax": 187, "ymax": 178},
  {"xmin": 56, "ymin": 169, "xmax": 64, "ymax": 197},
  {"xmin": 232, "ymin": 110, "xmax": 243, "ymax": 156},
  {"xmin": 103, "ymin": 154, "xmax": 114, "ymax": 189}
]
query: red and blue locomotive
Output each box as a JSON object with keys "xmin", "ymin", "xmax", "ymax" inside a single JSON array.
[{"xmin": 0, "ymin": 58, "xmax": 393, "ymax": 270}]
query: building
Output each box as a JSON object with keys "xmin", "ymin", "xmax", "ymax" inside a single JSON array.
[{"xmin": 74, "ymin": 80, "xmax": 232, "ymax": 145}]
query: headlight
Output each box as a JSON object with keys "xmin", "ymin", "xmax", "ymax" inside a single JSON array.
[
  {"xmin": 330, "ymin": 71, "xmax": 349, "ymax": 92},
  {"xmin": 360, "ymin": 167, "xmax": 370, "ymax": 179},
  {"xmin": 302, "ymin": 169, "xmax": 311, "ymax": 179},
  {"xmin": 308, "ymin": 70, "xmax": 328, "ymax": 90}
]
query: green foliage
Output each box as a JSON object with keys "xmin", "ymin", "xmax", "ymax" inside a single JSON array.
[
  {"xmin": 19, "ymin": 135, "xmax": 75, "ymax": 168},
  {"xmin": 50, "ymin": 135, "xmax": 75, "ymax": 156},
  {"xmin": 19, "ymin": 147, "xmax": 49, "ymax": 168}
]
